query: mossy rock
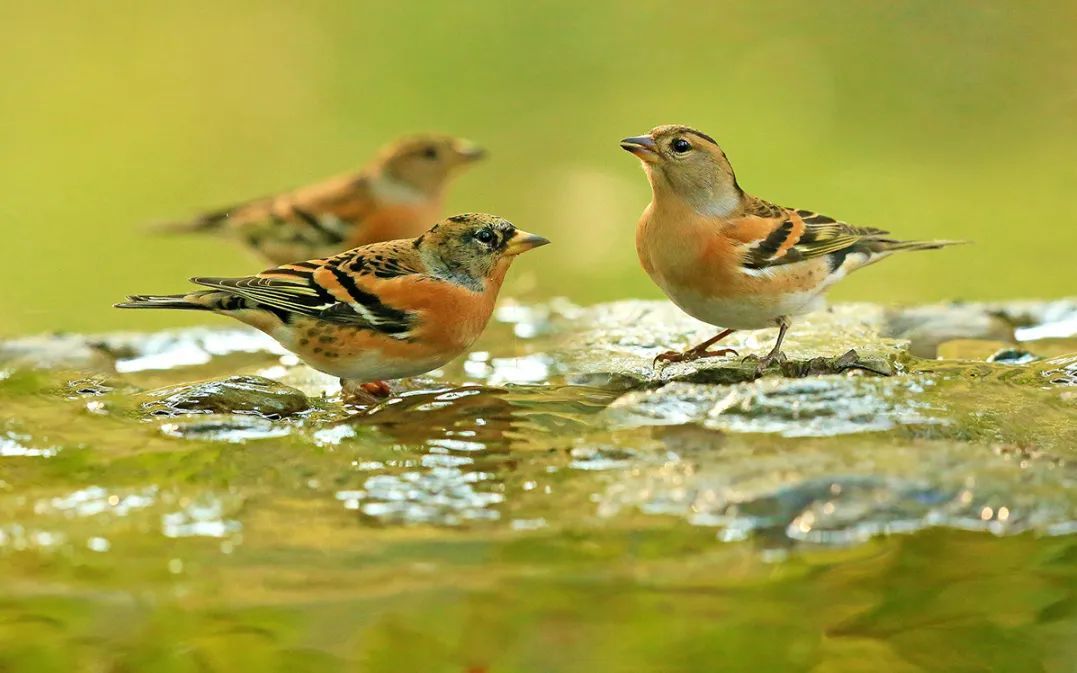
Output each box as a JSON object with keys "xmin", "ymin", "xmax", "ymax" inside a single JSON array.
[{"xmin": 139, "ymin": 375, "xmax": 310, "ymax": 418}]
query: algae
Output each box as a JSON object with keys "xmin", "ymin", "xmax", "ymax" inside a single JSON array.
[{"xmin": 0, "ymin": 298, "xmax": 1074, "ymax": 672}]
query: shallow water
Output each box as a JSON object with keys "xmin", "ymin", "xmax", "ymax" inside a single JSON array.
[{"xmin": 1, "ymin": 299, "xmax": 1075, "ymax": 672}]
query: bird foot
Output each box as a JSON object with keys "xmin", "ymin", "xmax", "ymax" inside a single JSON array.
[
  {"xmin": 747, "ymin": 350, "xmax": 787, "ymax": 375},
  {"xmin": 653, "ymin": 347, "xmax": 739, "ymax": 369},
  {"xmin": 340, "ymin": 380, "xmax": 393, "ymax": 407},
  {"xmin": 360, "ymin": 381, "xmax": 393, "ymax": 398}
]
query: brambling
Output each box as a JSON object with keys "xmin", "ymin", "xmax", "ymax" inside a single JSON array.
[
  {"xmin": 621, "ymin": 124, "xmax": 964, "ymax": 370},
  {"xmin": 119, "ymin": 213, "xmax": 549, "ymax": 404},
  {"xmin": 157, "ymin": 134, "xmax": 486, "ymax": 264}
]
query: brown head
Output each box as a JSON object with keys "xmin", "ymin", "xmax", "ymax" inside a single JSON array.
[
  {"xmin": 620, "ymin": 125, "xmax": 743, "ymax": 216},
  {"xmin": 415, "ymin": 213, "xmax": 549, "ymax": 290},
  {"xmin": 377, "ymin": 134, "xmax": 486, "ymax": 195}
]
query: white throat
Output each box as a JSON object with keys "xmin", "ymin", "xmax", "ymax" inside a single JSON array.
[
  {"xmin": 371, "ymin": 175, "xmax": 427, "ymax": 205},
  {"xmin": 688, "ymin": 189, "xmax": 742, "ymax": 217}
]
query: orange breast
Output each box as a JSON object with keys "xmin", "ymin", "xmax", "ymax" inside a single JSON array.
[
  {"xmin": 638, "ymin": 206, "xmax": 826, "ymax": 299},
  {"xmin": 346, "ymin": 202, "xmax": 440, "ymax": 248}
]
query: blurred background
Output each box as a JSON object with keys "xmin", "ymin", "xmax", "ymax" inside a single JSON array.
[{"xmin": 2, "ymin": 0, "xmax": 1074, "ymax": 336}]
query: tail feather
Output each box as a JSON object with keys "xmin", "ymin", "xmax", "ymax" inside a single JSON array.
[
  {"xmin": 839, "ymin": 238, "xmax": 969, "ymax": 276},
  {"xmin": 114, "ymin": 294, "xmax": 212, "ymax": 310},
  {"xmin": 147, "ymin": 208, "xmax": 233, "ymax": 235},
  {"xmin": 872, "ymin": 238, "xmax": 970, "ymax": 253}
]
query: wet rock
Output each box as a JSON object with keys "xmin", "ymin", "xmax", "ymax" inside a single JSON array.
[
  {"xmin": 883, "ymin": 303, "xmax": 1015, "ymax": 358},
  {"xmin": 550, "ymin": 301, "xmax": 904, "ymax": 389},
  {"xmin": 0, "ymin": 334, "xmax": 115, "ymax": 372},
  {"xmin": 591, "ymin": 431, "xmax": 1077, "ymax": 546},
  {"xmin": 1041, "ymin": 355, "xmax": 1077, "ymax": 386},
  {"xmin": 140, "ymin": 375, "xmax": 309, "ymax": 418},
  {"xmin": 671, "ymin": 349, "xmax": 894, "ymax": 386},
  {"xmin": 604, "ymin": 375, "xmax": 938, "ymax": 438},
  {"xmin": 986, "ymin": 347, "xmax": 1038, "ymax": 365},
  {"xmin": 64, "ymin": 375, "xmax": 140, "ymax": 398}
]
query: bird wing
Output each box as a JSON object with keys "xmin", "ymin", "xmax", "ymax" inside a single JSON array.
[
  {"xmin": 733, "ymin": 203, "xmax": 890, "ymax": 272},
  {"xmin": 190, "ymin": 249, "xmax": 418, "ymax": 338},
  {"xmin": 233, "ymin": 173, "xmax": 374, "ymax": 244},
  {"xmin": 161, "ymin": 172, "xmax": 374, "ymax": 258}
]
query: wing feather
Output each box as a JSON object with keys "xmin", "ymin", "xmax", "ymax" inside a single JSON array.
[
  {"xmin": 190, "ymin": 250, "xmax": 417, "ymax": 337},
  {"xmin": 741, "ymin": 206, "xmax": 890, "ymax": 271}
]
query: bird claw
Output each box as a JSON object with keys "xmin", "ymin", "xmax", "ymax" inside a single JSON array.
[
  {"xmin": 653, "ymin": 347, "xmax": 739, "ymax": 369},
  {"xmin": 750, "ymin": 351, "xmax": 788, "ymax": 375},
  {"xmin": 340, "ymin": 380, "xmax": 393, "ymax": 407},
  {"xmin": 360, "ymin": 381, "xmax": 393, "ymax": 398}
]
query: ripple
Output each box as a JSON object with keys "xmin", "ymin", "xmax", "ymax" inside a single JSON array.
[
  {"xmin": 160, "ymin": 416, "xmax": 291, "ymax": 443},
  {"xmin": 0, "ymin": 432, "xmax": 58, "ymax": 458},
  {"xmin": 594, "ymin": 443, "xmax": 1077, "ymax": 546},
  {"xmin": 38, "ymin": 486, "xmax": 157, "ymax": 518},
  {"xmin": 605, "ymin": 376, "xmax": 942, "ymax": 437},
  {"xmin": 111, "ymin": 328, "xmax": 286, "ymax": 373},
  {"xmin": 336, "ymin": 467, "xmax": 503, "ymax": 526},
  {"xmin": 162, "ymin": 496, "xmax": 242, "ymax": 538}
]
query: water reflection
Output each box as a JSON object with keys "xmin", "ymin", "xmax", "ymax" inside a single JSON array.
[
  {"xmin": 336, "ymin": 468, "xmax": 503, "ymax": 526},
  {"xmin": 162, "ymin": 495, "xmax": 242, "ymax": 539},
  {"xmin": 0, "ymin": 432, "xmax": 58, "ymax": 458}
]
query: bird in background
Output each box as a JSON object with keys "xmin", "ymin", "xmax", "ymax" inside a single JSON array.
[
  {"xmin": 154, "ymin": 134, "xmax": 486, "ymax": 264},
  {"xmin": 119, "ymin": 213, "xmax": 548, "ymax": 404},
  {"xmin": 621, "ymin": 124, "xmax": 965, "ymax": 370}
]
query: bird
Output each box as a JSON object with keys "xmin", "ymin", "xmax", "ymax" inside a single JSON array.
[
  {"xmin": 118, "ymin": 213, "xmax": 549, "ymax": 404},
  {"xmin": 620, "ymin": 124, "xmax": 965, "ymax": 371},
  {"xmin": 154, "ymin": 134, "xmax": 486, "ymax": 264}
]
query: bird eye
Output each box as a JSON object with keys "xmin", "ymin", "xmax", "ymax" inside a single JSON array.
[
  {"xmin": 474, "ymin": 229, "xmax": 495, "ymax": 245},
  {"xmin": 671, "ymin": 138, "xmax": 692, "ymax": 153},
  {"xmin": 422, "ymin": 146, "xmax": 439, "ymax": 159}
]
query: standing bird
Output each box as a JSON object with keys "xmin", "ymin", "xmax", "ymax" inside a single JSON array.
[
  {"xmin": 156, "ymin": 134, "xmax": 486, "ymax": 264},
  {"xmin": 621, "ymin": 124, "xmax": 964, "ymax": 370},
  {"xmin": 119, "ymin": 214, "xmax": 548, "ymax": 404}
]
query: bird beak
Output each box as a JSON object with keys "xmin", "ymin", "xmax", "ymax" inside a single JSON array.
[
  {"xmin": 620, "ymin": 135, "xmax": 659, "ymax": 161},
  {"xmin": 454, "ymin": 140, "xmax": 486, "ymax": 161},
  {"xmin": 504, "ymin": 229, "xmax": 550, "ymax": 256}
]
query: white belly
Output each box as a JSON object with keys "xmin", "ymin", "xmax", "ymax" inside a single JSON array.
[
  {"xmin": 271, "ymin": 327, "xmax": 457, "ymax": 381},
  {"xmin": 662, "ymin": 284, "xmax": 825, "ymax": 330},
  {"xmin": 311, "ymin": 352, "xmax": 453, "ymax": 381}
]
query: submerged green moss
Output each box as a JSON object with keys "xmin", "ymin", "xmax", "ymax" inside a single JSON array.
[{"xmin": 0, "ymin": 299, "xmax": 1074, "ymax": 672}]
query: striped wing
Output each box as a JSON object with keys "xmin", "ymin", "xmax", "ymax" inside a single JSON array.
[
  {"xmin": 741, "ymin": 207, "xmax": 889, "ymax": 271},
  {"xmin": 191, "ymin": 256, "xmax": 415, "ymax": 338}
]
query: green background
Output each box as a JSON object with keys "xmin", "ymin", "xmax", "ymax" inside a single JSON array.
[{"xmin": 2, "ymin": 0, "xmax": 1074, "ymax": 335}]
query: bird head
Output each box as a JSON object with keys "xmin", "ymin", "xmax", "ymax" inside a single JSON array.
[
  {"xmin": 379, "ymin": 134, "xmax": 486, "ymax": 194},
  {"xmin": 620, "ymin": 125, "xmax": 743, "ymax": 216},
  {"xmin": 416, "ymin": 213, "xmax": 549, "ymax": 285}
]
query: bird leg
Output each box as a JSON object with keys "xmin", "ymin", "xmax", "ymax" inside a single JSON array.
[
  {"xmin": 340, "ymin": 379, "xmax": 393, "ymax": 406},
  {"xmin": 360, "ymin": 380, "xmax": 393, "ymax": 398},
  {"xmin": 653, "ymin": 328, "xmax": 738, "ymax": 368},
  {"xmin": 753, "ymin": 318, "xmax": 790, "ymax": 371}
]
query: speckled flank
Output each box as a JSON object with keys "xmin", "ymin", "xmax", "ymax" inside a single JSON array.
[
  {"xmin": 630, "ymin": 125, "xmax": 963, "ymax": 335},
  {"xmin": 119, "ymin": 213, "xmax": 544, "ymax": 387}
]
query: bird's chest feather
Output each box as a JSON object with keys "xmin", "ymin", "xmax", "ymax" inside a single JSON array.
[
  {"xmin": 637, "ymin": 213, "xmax": 738, "ymax": 296},
  {"xmin": 636, "ymin": 210, "xmax": 822, "ymax": 329}
]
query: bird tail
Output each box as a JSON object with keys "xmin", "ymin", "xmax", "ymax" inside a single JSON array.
[
  {"xmin": 840, "ymin": 238, "xmax": 969, "ymax": 275},
  {"xmin": 114, "ymin": 293, "xmax": 216, "ymax": 311},
  {"xmin": 147, "ymin": 208, "xmax": 233, "ymax": 235},
  {"xmin": 872, "ymin": 238, "xmax": 970, "ymax": 253}
]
